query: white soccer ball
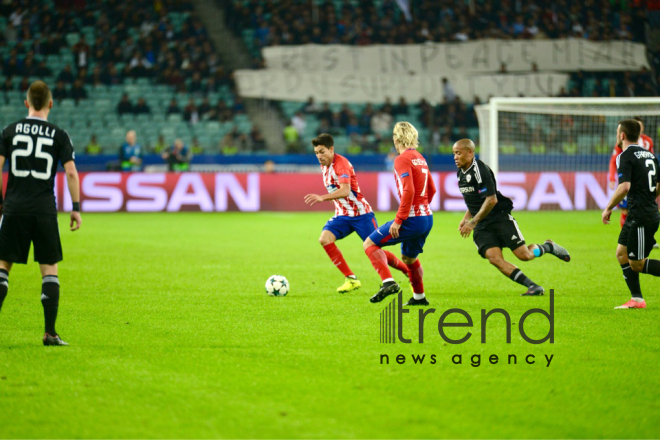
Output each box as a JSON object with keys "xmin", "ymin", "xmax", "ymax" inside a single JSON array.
[{"xmin": 265, "ymin": 275, "xmax": 289, "ymax": 297}]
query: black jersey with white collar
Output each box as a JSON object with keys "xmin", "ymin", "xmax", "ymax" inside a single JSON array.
[
  {"xmin": 616, "ymin": 144, "xmax": 660, "ymax": 226},
  {"xmin": 457, "ymin": 158, "xmax": 513, "ymax": 224},
  {"xmin": 0, "ymin": 116, "xmax": 75, "ymax": 215}
]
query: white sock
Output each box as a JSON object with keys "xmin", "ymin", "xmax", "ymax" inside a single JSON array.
[
  {"xmin": 348, "ymin": 275, "xmax": 357, "ymax": 280},
  {"xmin": 383, "ymin": 278, "xmax": 395, "ymax": 284},
  {"xmin": 413, "ymin": 292, "xmax": 425, "ymax": 300},
  {"xmin": 632, "ymin": 297, "xmax": 645, "ymax": 302}
]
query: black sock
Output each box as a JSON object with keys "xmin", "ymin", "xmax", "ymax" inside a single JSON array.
[
  {"xmin": 621, "ymin": 263, "xmax": 643, "ymax": 298},
  {"xmin": 642, "ymin": 259, "xmax": 660, "ymax": 277},
  {"xmin": 0, "ymin": 269, "xmax": 7, "ymax": 312},
  {"xmin": 509, "ymin": 268, "xmax": 535, "ymax": 288},
  {"xmin": 41, "ymin": 276, "xmax": 60, "ymax": 336}
]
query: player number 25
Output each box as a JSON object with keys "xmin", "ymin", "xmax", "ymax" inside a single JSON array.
[
  {"xmin": 11, "ymin": 135, "xmax": 54, "ymax": 180},
  {"xmin": 645, "ymin": 159, "xmax": 656, "ymax": 193}
]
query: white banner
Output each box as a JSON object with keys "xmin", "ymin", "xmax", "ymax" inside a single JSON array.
[
  {"xmin": 262, "ymin": 39, "xmax": 649, "ymax": 75},
  {"xmin": 235, "ymin": 70, "xmax": 569, "ymax": 103}
]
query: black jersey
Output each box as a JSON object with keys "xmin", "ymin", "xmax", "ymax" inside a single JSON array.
[
  {"xmin": 0, "ymin": 116, "xmax": 75, "ymax": 216},
  {"xmin": 457, "ymin": 158, "xmax": 513, "ymax": 226},
  {"xmin": 616, "ymin": 144, "xmax": 660, "ymax": 226}
]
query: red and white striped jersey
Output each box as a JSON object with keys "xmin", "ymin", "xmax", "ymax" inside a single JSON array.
[
  {"xmin": 321, "ymin": 153, "xmax": 372, "ymax": 217},
  {"xmin": 394, "ymin": 149, "xmax": 436, "ymax": 224}
]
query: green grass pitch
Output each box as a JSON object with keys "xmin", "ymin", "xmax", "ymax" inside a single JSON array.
[{"xmin": 0, "ymin": 211, "xmax": 658, "ymax": 438}]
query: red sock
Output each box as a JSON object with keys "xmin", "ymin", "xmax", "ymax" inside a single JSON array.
[
  {"xmin": 383, "ymin": 250, "xmax": 409, "ymax": 275},
  {"xmin": 620, "ymin": 212, "xmax": 627, "ymax": 228},
  {"xmin": 365, "ymin": 245, "xmax": 393, "ymax": 282},
  {"xmin": 323, "ymin": 243, "xmax": 354, "ymax": 278},
  {"xmin": 406, "ymin": 259, "xmax": 424, "ymax": 294}
]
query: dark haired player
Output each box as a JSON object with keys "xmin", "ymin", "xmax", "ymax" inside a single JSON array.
[
  {"xmin": 0, "ymin": 80, "xmax": 82, "ymax": 345},
  {"xmin": 453, "ymin": 139, "xmax": 570, "ymax": 296},
  {"xmin": 608, "ymin": 117, "xmax": 654, "ymax": 228},
  {"xmin": 304, "ymin": 133, "xmax": 409, "ymax": 294},
  {"xmin": 603, "ymin": 120, "xmax": 660, "ymax": 309}
]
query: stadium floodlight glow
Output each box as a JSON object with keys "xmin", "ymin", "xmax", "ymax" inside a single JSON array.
[{"xmin": 476, "ymin": 97, "xmax": 660, "ymax": 176}]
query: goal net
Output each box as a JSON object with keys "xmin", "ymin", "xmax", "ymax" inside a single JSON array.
[{"xmin": 475, "ymin": 98, "xmax": 660, "ymax": 211}]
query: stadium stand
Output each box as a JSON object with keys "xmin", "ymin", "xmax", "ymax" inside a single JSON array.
[
  {"xmin": 0, "ymin": 0, "xmax": 657, "ymax": 162},
  {"xmin": 221, "ymin": 0, "xmax": 658, "ymax": 153},
  {"xmin": 0, "ymin": 0, "xmax": 256, "ymax": 155}
]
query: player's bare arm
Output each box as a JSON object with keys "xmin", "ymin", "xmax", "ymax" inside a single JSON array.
[
  {"xmin": 304, "ymin": 183, "xmax": 350, "ymax": 206},
  {"xmin": 459, "ymin": 209, "xmax": 473, "ymax": 230},
  {"xmin": 64, "ymin": 160, "xmax": 82, "ymax": 231},
  {"xmin": 460, "ymin": 195, "xmax": 497, "ymax": 238},
  {"xmin": 602, "ymin": 182, "xmax": 630, "ymax": 224}
]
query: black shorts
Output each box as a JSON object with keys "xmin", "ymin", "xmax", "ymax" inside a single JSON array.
[
  {"xmin": 618, "ymin": 221, "xmax": 659, "ymax": 261},
  {"xmin": 473, "ymin": 213, "xmax": 526, "ymax": 258},
  {"xmin": 0, "ymin": 215, "xmax": 63, "ymax": 265}
]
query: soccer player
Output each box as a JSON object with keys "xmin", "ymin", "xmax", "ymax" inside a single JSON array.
[
  {"xmin": 608, "ymin": 117, "xmax": 654, "ymax": 228},
  {"xmin": 602, "ymin": 119, "xmax": 660, "ymax": 309},
  {"xmin": 453, "ymin": 139, "xmax": 570, "ymax": 296},
  {"xmin": 304, "ymin": 133, "xmax": 409, "ymax": 293},
  {"xmin": 0, "ymin": 80, "xmax": 82, "ymax": 346},
  {"xmin": 363, "ymin": 122, "xmax": 435, "ymax": 306}
]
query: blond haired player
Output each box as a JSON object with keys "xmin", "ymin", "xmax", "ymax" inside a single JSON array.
[{"xmin": 363, "ymin": 122, "xmax": 435, "ymax": 306}]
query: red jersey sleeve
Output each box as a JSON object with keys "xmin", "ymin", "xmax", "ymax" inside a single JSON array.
[
  {"xmin": 426, "ymin": 170, "xmax": 436, "ymax": 204},
  {"xmin": 608, "ymin": 145, "xmax": 622, "ymax": 182},
  {"xmin": 394, "ymin": 156, "xmax": 414, "ymax": 224},
  {"xmin": 333, "ymin": 156, "xmax": 351, "ymax": 184},
  {"xmin": 647, "ymin": 135, "xmax": 654, "ymax": 154}
]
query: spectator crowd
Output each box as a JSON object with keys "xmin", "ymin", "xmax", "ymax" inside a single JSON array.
[
  {"xmin": 225, "ymin": 0, "xmax": 648, "ymax": 46},
  {"xmin": 0, "ymin": 0, "xmax": 658, "ymax": 159},
  {"xmin": 1, "ymin": 0, "xmax": 236, "ymax": 90}
]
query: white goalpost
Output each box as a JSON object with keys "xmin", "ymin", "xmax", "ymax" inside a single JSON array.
[
  {"xmin": 474, "ymin": 97, "xmax": 660, "ymax": 210},
  {"xmin": 476, "ymin": 97, "xmax": 660, "ymax": 175}
]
